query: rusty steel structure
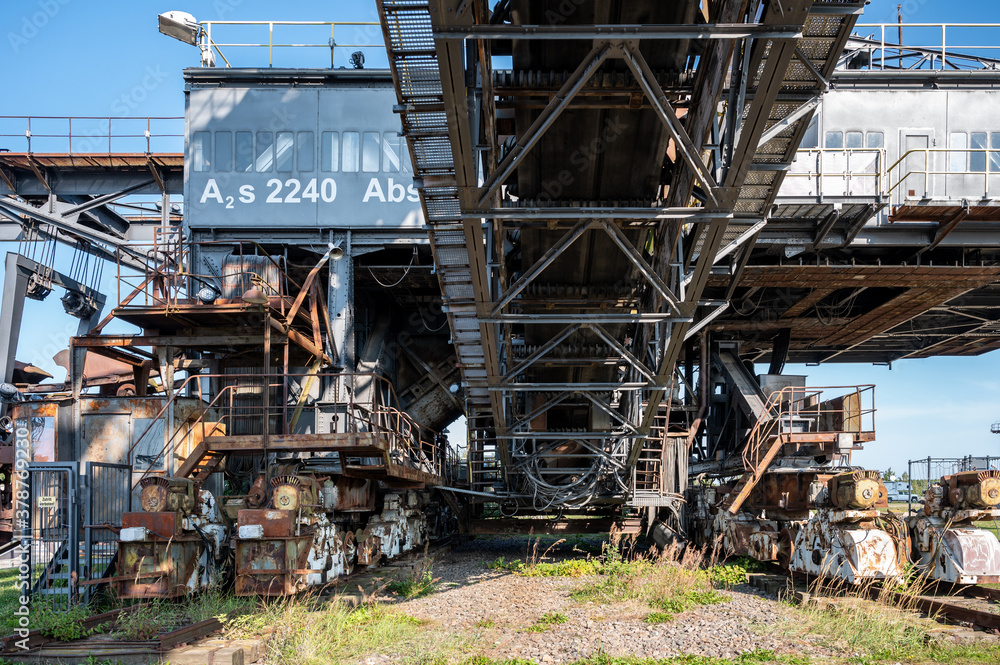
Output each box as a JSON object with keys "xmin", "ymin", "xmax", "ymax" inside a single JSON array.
[
  {"xmin": 2, "ymin": 3, "xmax": 1000, "ymax": 601},
  {"xmin": 907, "ymin": 470, "xmax": 1000, "ymax": 584},
  {"xmin": 115, "ymin": 477, "xmax": 228, "ymax": 598}
]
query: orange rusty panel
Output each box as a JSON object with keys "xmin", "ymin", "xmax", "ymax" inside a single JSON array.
[
  {"xmin": 235, "ymin": 536, "xmax": 312, "ymax": 596},
  {"xmin": 122, "ymin": 511, "xmax": 180, "ymax": 538},
  {"xmin": 333, "ymin": 478, "xmax": 376, "ymax": 512},
  {"xmin": 750, "ymin": 470, "xmax": 835, "ymax": 512},
  {"xmin": 11, "ymin": 402, "xmax": 58, "ymax": 418},
  {"xmin": 116, "ymin": 538, "xmax": 201, "ymax": 599},
  {"xmin": 238, "ymin": 509, "xmax": 294, "ymax": 537},
  {"xmin": 77, "ymin": 396, "xmax": 204, "ymax": 418}
]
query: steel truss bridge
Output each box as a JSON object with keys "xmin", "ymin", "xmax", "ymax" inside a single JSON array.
[{"xmin": 377, "ymin": 0, "xmax": 870, "ymax": 509}]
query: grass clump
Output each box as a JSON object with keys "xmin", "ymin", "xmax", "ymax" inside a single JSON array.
[
  {"xmin": 387, "ymin": 569, "xmax": 437, "ymax": 599},
  {"xmin": 648, "ymin": 589, "xmax": 728, "ymax": 615},
  {"xmin": 780, "ymin": 593, "xmax": 1000, "ymax": 664},
  {"xmin": 31, "ymin": 604, "xmax": 103, "ymax": 642},
  {"xmin": 644, "ymin": 611, "xmax": 675, "ymax": 623},
  {"xmin": 487, "ymin": 537, "xmax": 636, "ymax": 579},
  {"xmin": 525, "ymin": 611, "xmax": 568, "ymax": 633},
  {"xmin": 0, "ymin": 567, "xmax": 23, "ymax": 635},
  {"xmin": 113, "ymin": 585, "xmax": 252, "ymax": 640},
  {"xmin": 486, "ymin": 556, "xmax": 526, "ymax": 573},
  {"xmin": 571, "ymin": 544, "xmax": 729, "ymax": 617},
  {"xmin": 705, "ymin": 556, "xmax": 764, "ymax": 589},
  {"xmin": 521, "ymin": 559, "xmax": 604, "ymax": 577},
  {"xmin": 474, "ymin": 618, "xmax": 496, "ymax": 628},
  {"xmin": 114, "ymin": 602, "xmax": 168, "ymax": 640},
  {"xmin": 224, "ymin": 598, "xmax": 450, "ymax": 664}
]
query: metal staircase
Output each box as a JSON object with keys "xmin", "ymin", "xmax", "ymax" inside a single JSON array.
[
  {"xmin": 174, "ymin": 442, "xmax": 226, "ymax": 482},
  {"xmin": 379, "ymin": 0, "xmax": 499, "ymax": 444}
]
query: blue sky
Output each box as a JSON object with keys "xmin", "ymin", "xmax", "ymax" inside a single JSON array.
[{"xmin": 2, "ymin": 0, "xmax": 999, "ymax": 471}]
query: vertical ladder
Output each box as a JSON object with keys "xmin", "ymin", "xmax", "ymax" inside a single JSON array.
[{"xmin": 468, "ymin": 437, "xmax": 501, "ymax": 493}]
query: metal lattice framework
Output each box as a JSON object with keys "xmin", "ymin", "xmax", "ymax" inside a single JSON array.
[{"xmin": 380, "ymin": 0, "xmax": 864, "ymax": 508}]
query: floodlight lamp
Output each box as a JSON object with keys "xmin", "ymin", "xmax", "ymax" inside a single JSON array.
[
  {"xmin": 329, "ymin": 241, "xmax": 345, "ymax": 261},
  {"xmin": 158, "ymin": 11, "xmax": 200, "ymax": 46},
  {"xmin": 242, "ymin": 286, "xmax": 268, "ymax": 305},
  {"xmin": 197, "ymin": 285, "xmax": 219, "ymax": 304}
]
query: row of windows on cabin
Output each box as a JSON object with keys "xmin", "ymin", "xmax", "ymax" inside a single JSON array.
[
  {"xmin": 189, "ymin": 130, "xmax": 410, "ymax": 174},
  {"xmin": 948, "ymin": 132, "xmax": 1000, "ymax": 173},
  {"xmin": 822, "ymin": 131, "xmax": 884, "ymax": 150},
  {"xmin": 815, "ymin": 130, "xmax": 1000, "ymax": 173}
]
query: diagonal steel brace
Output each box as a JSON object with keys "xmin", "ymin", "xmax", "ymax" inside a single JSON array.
[
  {"xmin": 618, "ymin": 42, "xmax": 721, "ymax": 208},
  {"xmin": 501, "ymin": 324, "xmax": 582, "ymax": 384},
  {"xmin": 597, "ymin": 220, "xmax": 681, "ymax": 313},
  {"xmin": 489, "ymin": 219, "xmax": 596, "ymax": 316},
  {"xmin": 476, "ymin": 42, "xmax": 613, "ymax": 207}
]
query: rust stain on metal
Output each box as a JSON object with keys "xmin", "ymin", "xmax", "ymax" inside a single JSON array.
[{"xmin": 238, "ymin": 509, "xmax": 294, "ymax": 538}]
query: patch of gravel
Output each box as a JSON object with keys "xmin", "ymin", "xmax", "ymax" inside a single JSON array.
[{"xmin": 361, "ymin": 541, "xmax": 849, "ymax": 664}]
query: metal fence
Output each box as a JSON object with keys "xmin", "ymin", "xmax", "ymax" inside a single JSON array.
[
  {"xmin": 0, "ymin": 116, "xmax": 183, "ymax": 154},
  {"xmin": 24, "ymin": 461, "xmax": 131, "ymax": 610},
  {"xmin": 905, "ymin": 455, "xmax": 1000, "ymax": 512},
  {"xmin": 199, "ymin": 21, "xmax": 384, "ymax": 69},
  {"xmin": 27, "ymin": 463, "xmax": 76, "ymax": 611},
  {"xmin": 82, "ymin": 462, "xmax": 131, "ymax": 603},
  {"xmin": 852, "ymin": 23, "xmax": 1000, "ymax": 71}
]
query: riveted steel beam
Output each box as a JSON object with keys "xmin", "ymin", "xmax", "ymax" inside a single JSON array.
[
  {"xmin": 433, "ymin": 24, "xmax": 804, "ymax": 41},
  {"xmin": 464, "ymin": 207, "xmax": 732, "ymax": 221}
]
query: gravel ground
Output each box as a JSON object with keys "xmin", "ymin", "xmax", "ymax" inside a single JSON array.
[{"xmin": 357, "ymin": 537, "xmax": 847, "ymax": 664}]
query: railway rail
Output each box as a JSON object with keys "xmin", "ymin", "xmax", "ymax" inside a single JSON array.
[{"xmin": 774, "ymin": 573, "xmax": 1000, "ymax": 633}]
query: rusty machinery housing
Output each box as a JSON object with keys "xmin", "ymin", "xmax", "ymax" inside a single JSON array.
[
  {"xmin": 116, "ymin": 477, "xmax": 228, "ymax": 599},
  {"xmin": 691, "ymin": 466, "xmax": 904, "ymax": 584},
  {"xmin": 907, "ymin": 470, "xmax": 1000, "ymax": 584},
  {"xmin": 231, "ymin": 469, "xmax": 447, "ymax": 596}
]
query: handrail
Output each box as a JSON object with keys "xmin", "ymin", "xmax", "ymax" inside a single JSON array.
[
  {"xmin": 782, "ymin": 147, "xmax": 999, "ymax": 204},
  {"xmin": 741, "ymin": 385, "xmax": 876, "ymax": 473},
  {"xmin": 0, "ymin": 116, "xmax": 183, "ymax": 154},
  {"xmin": 784, "ymin": 148, "xmax": 885, "ymax": 199},
  {"xmin": 114, "ymin": 234, "xmax": 310, "ymax": 310},
  {"xmin": 884, "ymin": 148, "xmax": 998, "ymax": 203},
  {"xmin": 130, "ymin": 371, "xmax": 444, "ymax": 488},
  {"xmin": 852, "ymin": 23, "xmax": 1000, "ymax": 71},
  {"xmin": 197, "ymin": 21, "xmax": 383, "ymax": 68}
]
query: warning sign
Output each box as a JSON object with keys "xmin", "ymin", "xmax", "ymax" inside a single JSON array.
[{"xmin": 37, "ymin": 496, "xmax": 57, "ymax": 508}]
